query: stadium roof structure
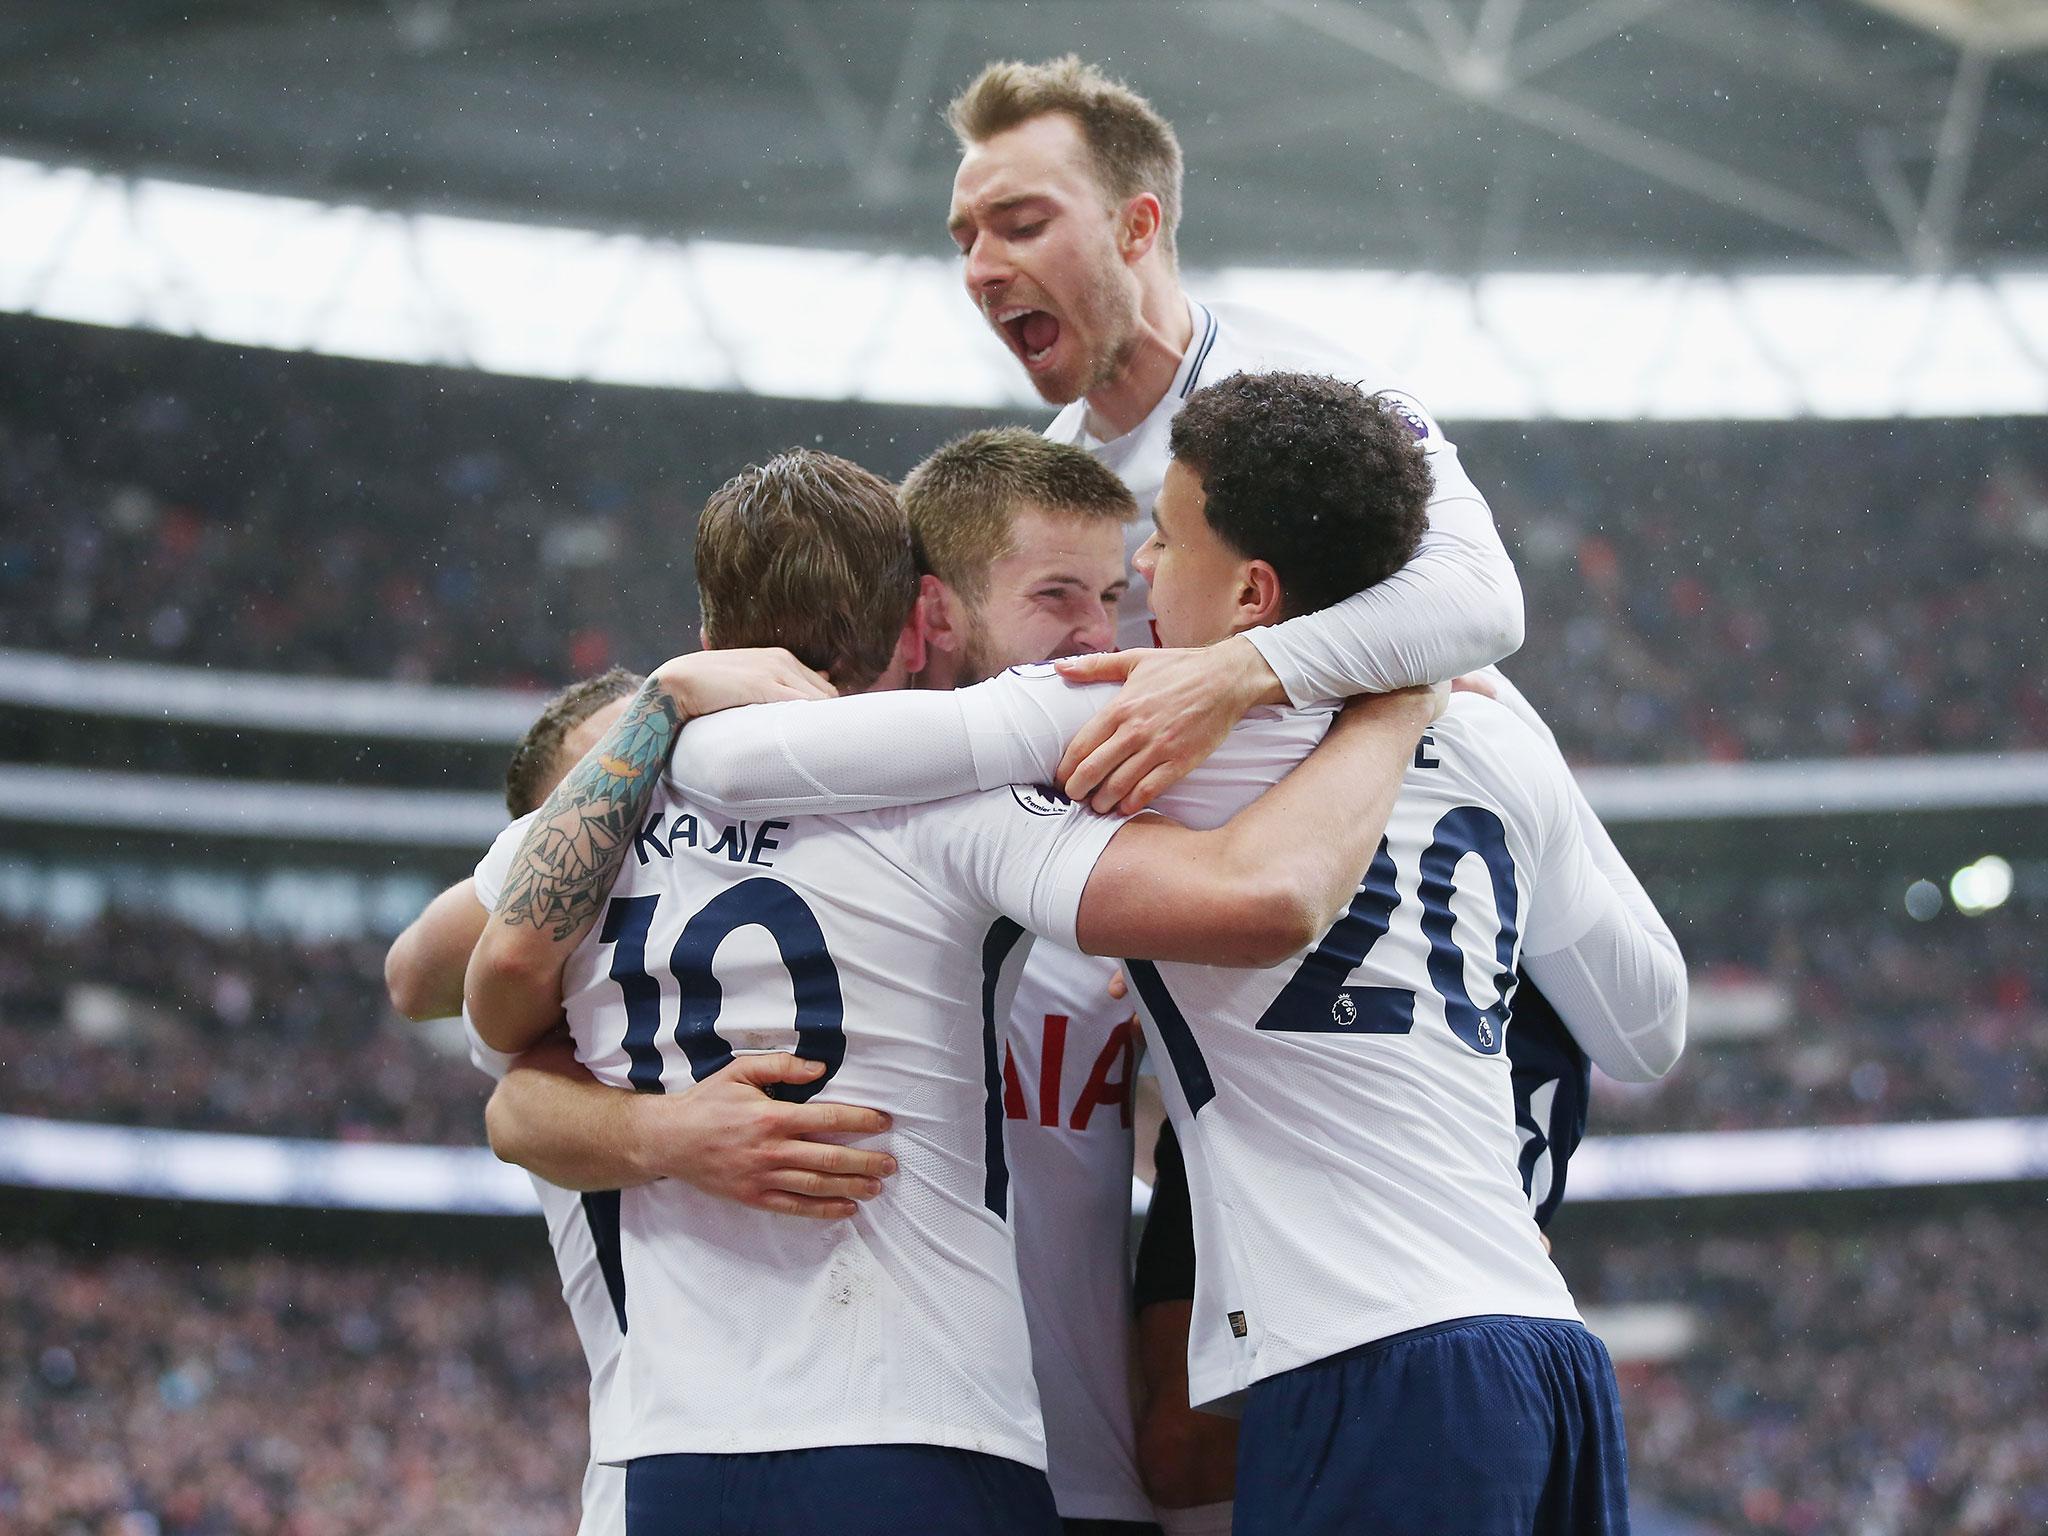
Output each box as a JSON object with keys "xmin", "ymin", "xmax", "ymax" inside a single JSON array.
[{"xmin": 3, "ymin": 0, "xmax": 2046, "ymax": 274}]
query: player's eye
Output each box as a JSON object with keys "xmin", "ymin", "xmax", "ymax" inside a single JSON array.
[{"xmin": 1012, "ymin": 220, "xmax": 1048, "ymax": 239}]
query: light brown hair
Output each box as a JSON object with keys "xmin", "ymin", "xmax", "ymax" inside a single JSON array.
[
  {"xmin": 902, "ymin": 428, "xmax": 1135, "ymax": 607},
  {"xmin": 504, "ymin": 666, "xmax": 644, "ymax": 818},
  {"xmin": 695, "ymin": 449, "xmax": 917, "ymax": 693},
  {"xmin": 947, "ymin": 55, "xmax": 1184, "ymax": 265}
]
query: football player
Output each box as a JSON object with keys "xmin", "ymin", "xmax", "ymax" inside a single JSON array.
[
  {"xmin": 663, "ymin": 376, "xmax": 1687, "ymax": 1534},
  {"xmin": 465, "ymin": 446, "xmax": 1439, "ymax": 1536}
]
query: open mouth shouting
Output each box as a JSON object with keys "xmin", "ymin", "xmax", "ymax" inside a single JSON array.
[{"xmin": 992, "ymin": 305, "xmax": 1062, "ymax": 371}]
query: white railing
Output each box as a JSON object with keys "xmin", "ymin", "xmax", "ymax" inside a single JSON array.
[
  {"xmin": 6, "ymin": 648, "xmax": 2044, "ymax": 830},
  {"xmin": 1, "ymin": 1112, "xmax": 2041, "ymax": 1216},
  {"xmin": 5, "ymin": 153, "xmax": 2047, "ymax": 420},
  {"xmin": 1, "ymin": 749, "xmax": 2039, "ymax": 848},
  {"xmin": 0, "ymin": 647, "xmax": 540, "ymax": 742}
]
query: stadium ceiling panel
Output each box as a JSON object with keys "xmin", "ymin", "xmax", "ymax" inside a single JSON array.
[{"xmin": 0, "ymin": 0, "xmax": 2043, "ymax": 272}]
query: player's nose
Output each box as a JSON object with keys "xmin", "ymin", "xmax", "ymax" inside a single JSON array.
[
  {"xmin": 962, "ymin": 236, "xmax": 1011, "ymax": 298},
  {"xmin": 1074, "ymin": 605, "xmax": 1117, "ymax": 654}
]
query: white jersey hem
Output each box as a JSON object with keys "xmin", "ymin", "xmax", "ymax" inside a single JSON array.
[
  {"xmin": 1054, "ymin": 1490, "xmax": 1167, "ymax": 1524},
  {"xmin": 600, "ymin": 1420, "xmax": 1047, "ymax": 1472},
  {"xmin": 1191, "ymin": 1295, "xmax": 1585, "ymax": 1410}
]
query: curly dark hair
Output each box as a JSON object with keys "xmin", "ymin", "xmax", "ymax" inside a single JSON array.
[{"xmin": 1167, "ymin": 372, "xmax": 1433, "ymax": 619}]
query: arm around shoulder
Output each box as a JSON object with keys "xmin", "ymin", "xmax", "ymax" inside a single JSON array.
[{"xmin": 1075, "ymin": 688, "xmax": 1436, "ymax": 967}]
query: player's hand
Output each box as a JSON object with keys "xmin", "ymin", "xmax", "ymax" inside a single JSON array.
[
  {"xmin": 1450, "ymin": 671, "xmax": 1498, "ymax": 700},
  {"xmin": 1054, "ymin": 636, "xmax": 1286, "ymax": 815},
  {"xmin": 653, "ymin": 649, "xmax": 836, "ymax": 719},
  {"xmin": 632, "ymin": 1053, "xmax": 896, "ymax": 1220}
]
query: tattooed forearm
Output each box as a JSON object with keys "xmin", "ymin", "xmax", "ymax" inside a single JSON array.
[{"xmin": 495, "ymin": 679, "xmax": 683, "ymax": 941}]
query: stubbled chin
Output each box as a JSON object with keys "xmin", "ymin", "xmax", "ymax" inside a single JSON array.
[
  {"xmin": 1022, "ymin": 348, "xmax": 1087, "ymax": 406},
  {"xmin": 1028, "ymin": 372, "xmax": 1085, "ymax": 406}
]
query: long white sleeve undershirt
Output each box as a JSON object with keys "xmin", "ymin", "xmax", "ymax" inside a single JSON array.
[
  {"xmin": 667, "ymin": 668, "xmax": 1116, "ymax": 817},
  {"xmin": 1490, "ymin": 671, "xmax": 1688, "ymax": 1083}
]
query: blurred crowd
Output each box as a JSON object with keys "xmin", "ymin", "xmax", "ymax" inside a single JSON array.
[
  {"xmin": 1566, "ymin": 1207, "xmax": 2048, "ymax": 1536},
  {"xmin": 0, "ymin": 914, "xmax": 486, "ymax": 1146},
  {"xmin": 1597, "ymin": 893, "xmax": 2046, "ymax": 1134},
  {"xmin": 3, "ymin": 1207, "xmax": 2041, "ymax": 1535},
  {"xmin": 0, "ymin": 1243, "xmax": 587, "ymax": 1536},
  {"xmin": 3, "ymin": 318, "xmax": 2044, "ymax": 766},
  {"xmin": 1, "ymin": 888, "xmax": 2038, "ymax": 1146}
]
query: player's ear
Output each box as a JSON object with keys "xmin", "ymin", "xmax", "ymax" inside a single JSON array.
[
  {"xmin": 892, "ymin": 591, "xmax": 933, "ymax": 677},
  {"xmin": 1119, "ymin": 193, "xmax": 1163, "ymax": 264},
  {"xmin": 1239, "ymin": 559, "xmax": 1286, "ymax": 630},
  {"xmin": 918, "ymin": 573, "xmax": 967, "ymax": 656}
]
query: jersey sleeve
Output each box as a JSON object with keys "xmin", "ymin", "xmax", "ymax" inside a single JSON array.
[
  {"xmin": 1508, "ymin": 719, "xmax": 1688, "ymax": 1085},
  {"xmin": 1239, "ymin": 392, "xmax": 1524, "ymax": 702},
  {"xmin": 471, "ymin": 812, "xmax": 535, "ymax": 912},
  {"xmin": 901, "ymin": 786, "xmax": 1127, "ymax": 950},
  {"xmin": 666, "ymin": 666, "xmax": 1117, "ymax": 816},
  {"xmin": 461, "ymin": 1012, "xmax": 519, "ymax": 1081}
]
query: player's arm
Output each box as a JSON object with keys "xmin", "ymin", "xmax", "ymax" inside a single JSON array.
[
  {"xmin": 1057, "ymin": 409, "xmax": 1521, "ymax": 814},
  {"xmin": 1514, "ymin": 723, "xmax": 1688, "ymax": 1083},
  {"xmin": 485, "ymin": 1035, "xmax": 897, "ymax": 1217},
  {"xmin": 1075, "ymin": 686, "xmax": 1435, "ymax": 967},
  {"xmin": 383, "ymin": 878, "xmax": 487, "ymax": 1020},
  {"xmin": 465, "ymin": 650, "xmax": 832, "ymax": 1054},
  {"xmin": 667, "ymin": 665, "xmax": 1110, "ymax": 816}
]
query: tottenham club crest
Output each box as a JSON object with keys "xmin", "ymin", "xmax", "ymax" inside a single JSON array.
[{"xmin": 1011, "ymin": 783, "xmax": 1073, "ymax": 817}]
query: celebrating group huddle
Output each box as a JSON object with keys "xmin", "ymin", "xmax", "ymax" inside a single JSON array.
[{"xmin": 387, "ymin": 55, "xmax": 1686, "ymax": 1536}]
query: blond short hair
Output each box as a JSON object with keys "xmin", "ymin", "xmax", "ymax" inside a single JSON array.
[
  {"xmin": 695, "ymin": 450, "xmax": 916, "ymax": 694},
  {"xmin": 902, "ymin": 428, "xmax": 1135, "ymax": 607},
  {"xmin": 947, "ymin": 55, "xmax": 1184, "ymax": 265}
]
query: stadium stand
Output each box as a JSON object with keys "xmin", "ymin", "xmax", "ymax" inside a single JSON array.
[
  {"xmin": 2, "ymin": 4, "xmax": 2044, "ymax": 1529},
  {"xmin": 0, "ymin": 1242, "xmax": 588, "ymax": 1536},
  {"xmin": 3, "ymin": 317, "xmax": 2043, "ymax": 768},
  {"xmin": 0, "ymin": 914, "xmax": 486, "ymax": 1145},
  {"xmin": 1563, "ymin": 1207, "xmax": 2048, "ymax": 1536},
  {"xmin": 5, "ymin": 1203, "xmax": 2040, "ymax": 1536},
  {"xmin": 3, "ymin": 891, "xmax": 2037, "ymax": 1145}
]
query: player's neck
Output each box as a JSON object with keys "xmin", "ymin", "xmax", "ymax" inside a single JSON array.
[
  {"xmin": 913, "ymin": 649, "xmax": 967, "ymax": 691},
  {"xmin": 1081, "ymin": 279, "xmax": 1194, "ymax": 441}
]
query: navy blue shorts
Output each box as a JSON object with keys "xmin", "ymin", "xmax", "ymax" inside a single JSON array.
[
  {"xmin": 1235, "ymin": 1315, "xmax": 1629, "ymax": 1536},
  {"xmin": 625, "ymin": 1443, "xmax": 1061, "ymax": 1536}
]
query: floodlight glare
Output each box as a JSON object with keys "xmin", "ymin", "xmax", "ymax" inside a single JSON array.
[{"xmin": 1949, "ymin": 856, "xmax": 2014, "ymax": 917}]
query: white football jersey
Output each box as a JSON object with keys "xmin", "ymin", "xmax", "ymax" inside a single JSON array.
[
  {"xmin": 458, "ymin": 1007, "xmax": 626, "ymax": 1536},
  {"xmin": 1046, "ymin": 296, "xmax": 1504, "ymax": 664},
  {"xmin": 1124, "ymin": 694, "xmax": 1605, "ymax": 1408},
  {"xmin": 475, "ymin": 775, "xmax": 1124, "ymax": 1468},
  {"xmin": 1002, "ymin": 944, "xmax": 1149, "ymax": 1522},
  {"xmin": 667, "ymin": 668, "xmax": 1679, "ymax": 1411}
]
